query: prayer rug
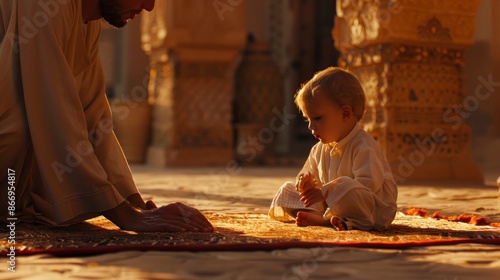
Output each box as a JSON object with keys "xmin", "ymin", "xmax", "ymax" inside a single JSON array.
[{"xmin": 2, "ymin": 211, "xmax": 499, "ymax": 257}]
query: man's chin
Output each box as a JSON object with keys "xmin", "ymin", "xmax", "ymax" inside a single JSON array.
[
  {"xmin": 103, "ymin": 16, "xmax": 128, "ymax": 28},
  {"xmin": 107, "ymin": 20, "xmax": 127, "ymax": 28}
]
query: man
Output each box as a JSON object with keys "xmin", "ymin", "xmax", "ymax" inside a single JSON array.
[{"xmin": 0, "ymin": 0, "xmax": 213, "ymax": 232}]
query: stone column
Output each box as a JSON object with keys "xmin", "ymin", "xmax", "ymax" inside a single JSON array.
[
  {"xmin": 492, "ymin": 0, "xmax": 500, "ymax": 137},
  {"xmin": 140, "ymin": 0, "xmax": 246, "ymax": 166},
  {"xmin": 490, "ymin": 0, "xmax": 500, "ymax": 188},
  {"xmin": 333, "ymin": 0, "xmax": 483, "ymax": 183},
  {"xmin": 233, "ymin": 38, "xmax": 283, "ymax": 165}
]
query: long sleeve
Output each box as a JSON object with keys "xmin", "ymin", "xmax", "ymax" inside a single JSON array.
[
  {"xmin": 14, "ymin": 1, "xmax": 132, "ymax": 223},
  {"xmin": 351, "ymin": 144, "xmax": 387, "ymax": 194},
  {"xmin": 78, "ymin": 49, "xmax": 138, "ymax": 200}
]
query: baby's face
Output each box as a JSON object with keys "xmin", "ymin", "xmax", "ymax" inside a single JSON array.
[{"xmin": 302, "ymin": 93, "xmax": 353, "ymax": 144}]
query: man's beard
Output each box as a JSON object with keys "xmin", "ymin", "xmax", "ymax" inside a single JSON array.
[{"xmin": 99, "ymin": 0, "xmax": 127, "ymax": 28}]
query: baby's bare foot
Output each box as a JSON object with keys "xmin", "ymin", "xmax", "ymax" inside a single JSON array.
[
  {"xmin": 330, "ymin": 216, "xmax": 348, "ymax": 231},
  {"xmin": 296, "ymin": 211, "xmax": 330, "ymax": 227}
]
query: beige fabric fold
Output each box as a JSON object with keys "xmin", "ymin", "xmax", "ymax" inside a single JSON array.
[{"xmin": 0, "ymin": 0, "xmax": 139, "ymax": 225}]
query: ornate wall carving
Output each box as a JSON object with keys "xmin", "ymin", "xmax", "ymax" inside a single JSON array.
[
  {"xmin": 334, "ymin": 0, "xmax": 483, "ymax": 182},
  {"xmin": 141, "ymin": 0, "xmax": 246, "ymax": 166},
  {"xmin": 233, "ymin": 40, "xmax": 284, "ymax": 164},
  {"xmin": 334, "ymin": 0, "xmax": 478, "ymax": 51}
]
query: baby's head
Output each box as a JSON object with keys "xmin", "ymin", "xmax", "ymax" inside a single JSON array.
[{"xmin": 294, "ymin": 67, "xmax": 366, "ymax": 122}]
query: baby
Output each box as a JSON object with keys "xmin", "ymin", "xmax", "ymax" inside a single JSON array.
[{"xmin": 268, "ymin": 67, "xmax": 398, "ymax": 231}]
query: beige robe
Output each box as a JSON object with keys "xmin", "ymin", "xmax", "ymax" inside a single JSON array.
[
  {"xmin": 269, "ymin": 125, "xmax": 398, "ymax": 231},
  {"xmin": 0, "ymin": 1, "xmax": 138, "ymax": 225}
]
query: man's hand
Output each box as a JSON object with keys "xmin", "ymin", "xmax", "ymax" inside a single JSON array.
[
  {"xmin": 127, "ymin": 193, "xmax": 157, "ymax": 210},
  {"xmin": 106, "ymin": 195, "xmax": 214, "ymax": 232},
  {"xmin": 138, "ymin": 202, "xmax": 214, "ymax": 232}
]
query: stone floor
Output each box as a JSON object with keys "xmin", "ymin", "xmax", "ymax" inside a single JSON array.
[{"xmin": 2, "ymin": 165, "xmax": 499, "ymax": 280}]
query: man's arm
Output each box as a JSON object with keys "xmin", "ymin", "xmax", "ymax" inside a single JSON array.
[{"xmin": 17, "ymin": 1, "xmax": 126, "ymax": 224}]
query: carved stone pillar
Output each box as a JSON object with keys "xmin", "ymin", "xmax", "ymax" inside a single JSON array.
[
  {"xmin": 141, "ymin": 0, "xmax": 246, "ymax": 166},
  {"xmin": 492, "ymin": 0, "xmax": 500, "ymax": 138},
  {"xmin": 234, "ymin": 38, "xmax": 283, "ymax": 164},
  {"xmin": 334, "ymin": 0, "xmax": 483, "ymax": 183}
]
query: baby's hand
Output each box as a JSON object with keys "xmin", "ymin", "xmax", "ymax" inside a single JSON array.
[
  {"xmin": 295, "ymin": 172, "xmax": 321, "ymax": 192},
  {"xmin": 299, "ymin": 188, "xmax": 325, "ymax": 207},
  {"xmin": 295, "ymin": 172, "xmax": 309, "ymax": 192}
]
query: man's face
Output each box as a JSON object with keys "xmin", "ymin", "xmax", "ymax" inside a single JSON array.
[{"xmin": 100, "ymin": 0, "xmax": 155, "ymax": 28}]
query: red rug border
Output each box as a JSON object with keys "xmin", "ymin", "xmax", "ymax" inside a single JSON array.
[{"xmin": 8, "ymin": 238, "xmax": 500, "ymax": 257}]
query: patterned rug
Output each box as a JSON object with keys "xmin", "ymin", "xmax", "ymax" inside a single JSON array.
[{"xmin": 2, "ymin": 211, "xmax": 500, "ymax": 257}]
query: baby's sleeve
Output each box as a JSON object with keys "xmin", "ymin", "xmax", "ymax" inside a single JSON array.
[{"xmin": 351, "ymin": 146, "xmax": 386, "ymax": 193}]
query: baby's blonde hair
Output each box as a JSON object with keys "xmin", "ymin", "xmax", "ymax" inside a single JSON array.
[{"xmin": 294, "ymin": 67, "xmax": 366, "ymax": 120}]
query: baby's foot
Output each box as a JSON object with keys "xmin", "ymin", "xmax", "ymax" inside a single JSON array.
[
  {"xmin": 330, "ymin": 216, "xmax": 348, "ymax": 231},
  {"xmin": 296, "ymin": 211, "xmax": 330, "ymax": 227}
]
